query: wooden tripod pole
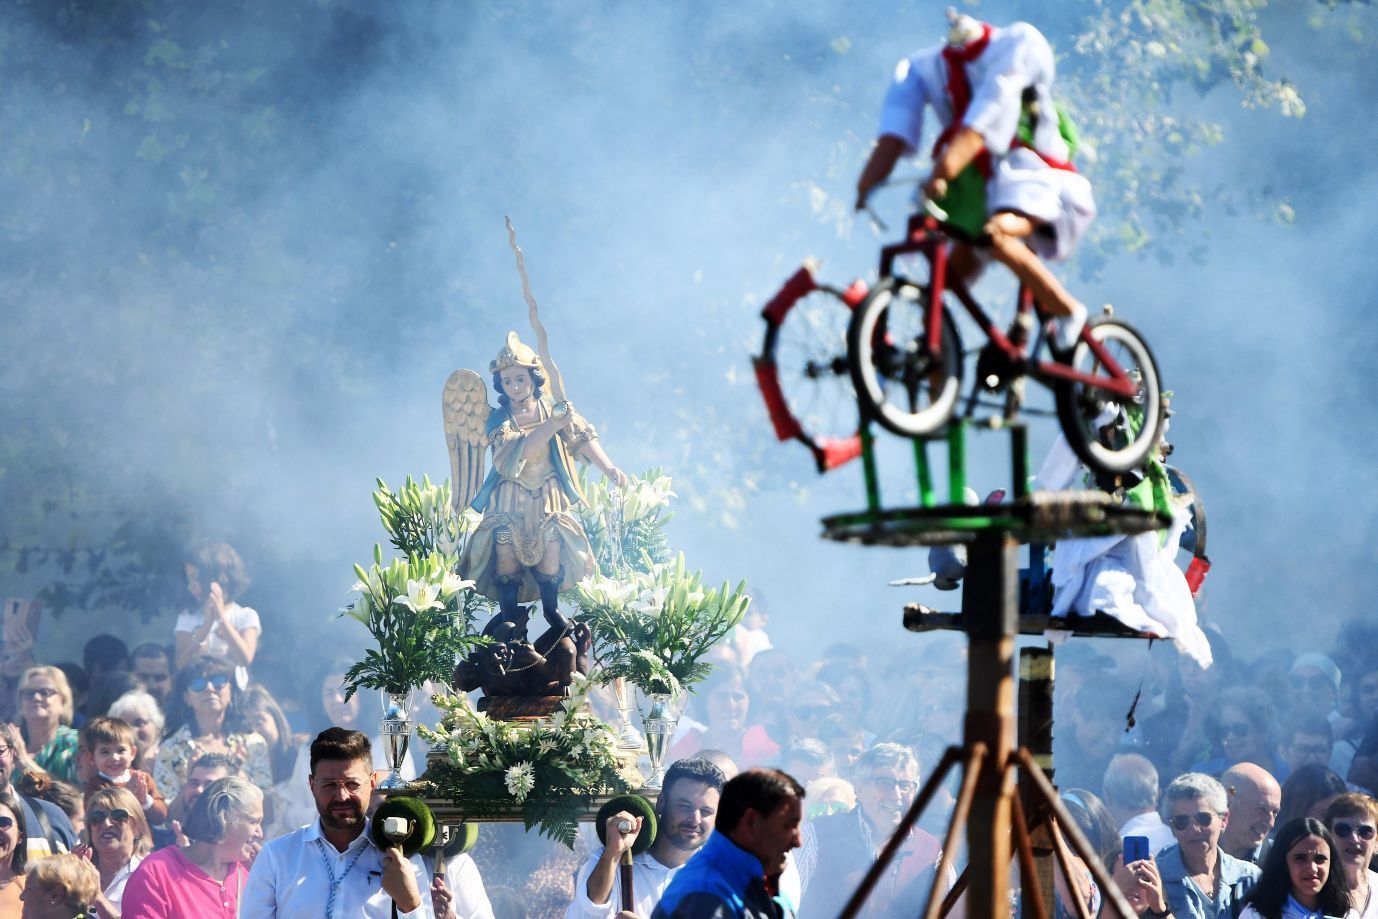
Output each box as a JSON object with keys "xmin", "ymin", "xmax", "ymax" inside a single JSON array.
[
  {"xmin": 837, "ymin": 746, "xmax": 962, "ymax": 919},
  {"xmin": 961, "ymin": 531, "xmax": 1019, "ymax": 919},
  {"xmin": 1018, "ymin": 645, "xmax": 1058, "ymax": 919}
]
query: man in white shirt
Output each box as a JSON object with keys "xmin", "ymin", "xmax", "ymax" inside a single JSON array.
[
  {"xmin": 242, "ymin": 728, "xmax": 432, "ymax": 918},
  {"xmin": 567, "ymin": 758, "xmax": 727, "ymax": 919},
  {"xmin": 854, "ymin": 12, "xmax": 1096, "ymax": 351},
  {"xmin": 1103, "ymin": 753, "xmax": 1175, "ymax": 856}
]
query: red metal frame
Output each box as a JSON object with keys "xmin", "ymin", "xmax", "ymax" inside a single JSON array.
[{"xmin": 754, "ymin": 265, "xmax": 868, "ymax": 472}]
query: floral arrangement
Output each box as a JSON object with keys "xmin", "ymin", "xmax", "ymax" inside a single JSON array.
[
  {"xmin": 574, "ymin": 553, "xmax": 751, "ymax": 698},
  {"xmin": 418, "ymin": 674, "xmax": 631, "ymax": 847},
  {"xmin": 574, "ymin": 467, "xmax": 675, "ymax": 575},
  {"xmin": 339, "ymin": 476, "xmax": 489, "ymax": 700},
  {"xmin": 372, "ymin": 474, "xmax": 478, "ymax": 563}
]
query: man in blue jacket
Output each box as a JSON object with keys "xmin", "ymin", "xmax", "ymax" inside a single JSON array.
[{"xmin": 653, "ymin": 769, "xmax": 804, "ymax": 919}]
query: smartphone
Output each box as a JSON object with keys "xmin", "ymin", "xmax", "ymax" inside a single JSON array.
[{"xmin": 1123, "ymin": 835, "xmax": 1151, "ymax": 864}]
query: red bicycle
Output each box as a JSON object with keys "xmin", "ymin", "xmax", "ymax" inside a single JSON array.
[{"xmin": 847, "ymin": 204, "xmax": 1164, "ymax": 476}]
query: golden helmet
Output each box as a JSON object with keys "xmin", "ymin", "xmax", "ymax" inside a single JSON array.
[{"xmin": 490, "ymin": 331, "xmax": 542, "ymax": 374}]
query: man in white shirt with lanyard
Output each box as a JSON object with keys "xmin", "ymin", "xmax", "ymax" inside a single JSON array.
[{"xmin": 242, "ymin": 727, "xmax": 432, "ymax": 918}]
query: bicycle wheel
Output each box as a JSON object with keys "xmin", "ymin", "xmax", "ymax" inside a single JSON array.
[
  {"xmin": 755, "ymin": 267, "xmax": 863, "ymax": 470},
  {"xmin": 1053, "ymin": 316, "xmax": 1163, "ymax": 475},
  {"xmin": 847, "ymin": 277, "xmax": 963, "ymax": 438}
]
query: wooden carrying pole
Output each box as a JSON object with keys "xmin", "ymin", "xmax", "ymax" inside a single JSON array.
[{"xmin": 620, "ymin": 852, "xmax": 634, "ymax": 912}]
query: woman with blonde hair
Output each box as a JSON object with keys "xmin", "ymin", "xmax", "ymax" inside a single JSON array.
[
  {"xmin": 20, "ymin": 852, "xmax": 100, "ymax": 918},
  {"xmin": 75, "ymin": 786, "xmax": 151, "ymax": 918},
  {"xmin": 1324, "ymin": 793, "xmax": 1378, "ymax": 919},
  {"xmin": 16, "ymin": 665, "xmax": 78, "ymax": 782}
]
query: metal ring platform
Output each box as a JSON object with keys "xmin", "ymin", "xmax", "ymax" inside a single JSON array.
[{"xmin": 821, "ymin": 490, "xmax": 1169, "ymax": 547}]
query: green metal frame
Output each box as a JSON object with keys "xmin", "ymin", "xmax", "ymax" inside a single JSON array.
[
  {"xmin": 835, "ymin": 419, "xmax": 1163, "ymax": 548},
  {"xmin": 857, "ymin": 418, "xmax": 1028, "ymax": 515}
]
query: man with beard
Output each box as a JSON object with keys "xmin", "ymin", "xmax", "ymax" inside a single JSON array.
[
  {"xmin": 1218, "ymin": 763, "xmax": 1281, "ymax": 865},
  {"xmin": 568, "ymin": 758, "xmax": 727, "ymax": 919},
  {"xmin": 241, "ymin": 728, "xmax": 432, "ymax": 917},
  {"xmin": 653, "ymin": 768, "xmax": 804, "ymax": 919},
  {"xmin": 796, "ymin": 743, "xmax": 952, "ymax": 919}
]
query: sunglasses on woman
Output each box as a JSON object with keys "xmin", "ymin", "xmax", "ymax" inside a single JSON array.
[
  {"xmin": 188, "ymin": 674, "xmax": 231, "ymax": 692},
  {"xmin": 0, "ymin": 815, "xmax": 13, "ymax": 829},
  {"xmin": 1170, "ymin": 812, "xmax": 1216, "ymax": 831},
  {"xmin": 1332, "ymin": 822, "xmax": 1377, "ymax": 841},
  {"xmin": 87, "ymin": 809, "xmax": 132, "ymax": 825}
]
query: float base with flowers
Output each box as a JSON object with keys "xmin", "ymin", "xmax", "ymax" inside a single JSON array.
[
  {"xmin": 341, "ymin": 464, "xmax": 751, "ymax": 847},
  {"xmin": 417, "ymin": 675, "xmax": 644, "ymax": 847}
]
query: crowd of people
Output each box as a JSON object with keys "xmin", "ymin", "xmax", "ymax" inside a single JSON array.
[{"xmin": 1, "ymin": 536, "xmax": 1375, "ymax": 919}]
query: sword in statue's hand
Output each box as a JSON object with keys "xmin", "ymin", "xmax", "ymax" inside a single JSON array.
[
  {"xmin": 505, "ymin": 216, "xmax": 569, "ymax": 410},
  {"xmin": 505, "ymin": 216, "xmax": 614, "ymax": 506}
]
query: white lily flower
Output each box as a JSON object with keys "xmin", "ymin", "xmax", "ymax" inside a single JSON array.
[
  {"xmin": 394, "ymin": 578, "xmax": 443, "ymax": 613},
  {"xmin": 436, "ymin": 525, "xmax": 461, "ymax": 558},
  {"xmin": 631, "ymin": 585, "xmax": 669, "ymax": 616},
  {"xmin": 650, "ymin": 475, "xmax": 676, "ymax": 500},
  {"xmin": 439, "ymin": 570, "xmax": 474, "ymax": 599},
  {"xmin": 345, "ymin": 594, "xmax": 372, "ymax": 624}
]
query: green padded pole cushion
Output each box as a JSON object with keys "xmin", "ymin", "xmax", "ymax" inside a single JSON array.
[
  {"xmin": 594, "ymin": 794, "xmax": 657, "ymax": 855},
  {"xmin": 440, "ymin": 821, "xmax": 480, "ymax": 857},
  {"xmin": 370, "ymin": 795, "xmax": 437, "ymax": 857}
]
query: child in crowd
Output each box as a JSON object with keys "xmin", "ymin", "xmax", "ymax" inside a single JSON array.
[{"xmin": 80, "ymin": 716, "xmax": 168, "ymax": 826}]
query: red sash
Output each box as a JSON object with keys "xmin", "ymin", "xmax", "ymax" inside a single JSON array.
[{"xmin": 931, "ymin": 23, "xmax": 1078, "ymax": 176}]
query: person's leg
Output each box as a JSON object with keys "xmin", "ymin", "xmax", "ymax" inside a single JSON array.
[
  {"xmin": 494, "ymin": 541, "xmax": 522, "ymax": 623},
  {"xmin": 532, "ymin": 541, "xmax": 567, "ymax": 631},
  {"xmin": 984, "ymin": 211, "xmax": 1086, "ymax": 350},
  {"xmin": 947, "ymin": 241, "xmax": 986, "ymax": 290}
]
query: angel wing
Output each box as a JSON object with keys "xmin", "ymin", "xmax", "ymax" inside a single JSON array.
[{"xmin": 443, "ymin": 369, "xmax": 492, "ymax": 514}]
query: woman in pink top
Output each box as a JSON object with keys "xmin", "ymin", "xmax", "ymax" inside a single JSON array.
[
  {"xmin": 670, "ymin": 664, "xmax": 780, "ymax": 767},
  {"xmin": 122, "ymin": 776, "xmax": 263, "ymax": 918}
]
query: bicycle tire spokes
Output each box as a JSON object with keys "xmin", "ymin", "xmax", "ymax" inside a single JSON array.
[
  {"xmin": 755, "ymin": 265, "xmax": 866, "ymax": 472},
  {"xmin": 847, "ymin": 278, "xmax": 964, "ymax": 438},
  {"xmin": 1052, "ymin": 317, "xmax": 1163, "ymax": 474}
]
